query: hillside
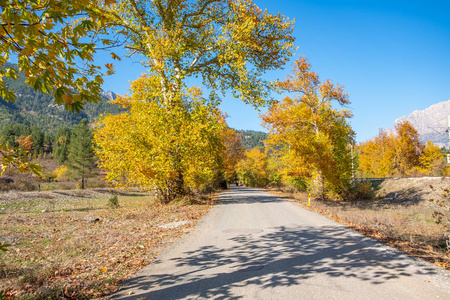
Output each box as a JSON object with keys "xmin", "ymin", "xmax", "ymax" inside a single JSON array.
[
  {"xmin": 0, "ymin": 63, "xmax": 124, "ymax": 132},
  {"xmin": 386, "ymin": 99, "xmax": 450, "ymax": 146},
  {"xmin": 236, "ymin": 130, "xmax": 268, "ymax": 149}
]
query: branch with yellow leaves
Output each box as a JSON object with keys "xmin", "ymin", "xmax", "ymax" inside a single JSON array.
[{"xmin": 0, "ymin": 145, "xmax": 44, "ymax": 176}]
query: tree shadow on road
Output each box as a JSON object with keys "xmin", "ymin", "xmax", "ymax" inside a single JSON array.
[
  {"xmin": 217, "ymin": 186, "xmax": 284, "ymax": 205},
  {"xmin": 114, "ymin": 223, "xmax": 436, "ymax": 299}
]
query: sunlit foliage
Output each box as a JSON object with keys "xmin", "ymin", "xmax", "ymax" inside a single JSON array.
[
  {"xmin": 236, "ymin": 147, "xmax": 269, "ymax": 187},
  {"xmin": 358, "ymin": 122, "xmax": 446, "ymax": 178},
  {"xmin": 262, "ymin": 58, "xmax": 354, "ymax": 197},
  {"xmin": 0, "ymin": 0, "xmax": 118, "ymax": 111},
  {"xmin": 219, "ymin": 119, "xmax": 246, "ymax": 183},
  {"xmin": 108, "ymin": 0, "xmax": 295, "ymax": 108},
  {"xmin": 94, "ymin": 76, "xmax": 226, "ymax": 202}
]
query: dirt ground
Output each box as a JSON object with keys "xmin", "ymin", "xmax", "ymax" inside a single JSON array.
[
  {"xmin": 0, "ymin": 188, "xmax": 213, "ymax": 299},
  {"xmin": 371, "ymin": 176, "xmax": 450, "ymax": 202}
]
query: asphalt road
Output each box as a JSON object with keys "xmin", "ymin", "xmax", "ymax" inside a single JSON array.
[{"xmin": 112, "ymin": 186, "xmax": 450, "ymax": 299}]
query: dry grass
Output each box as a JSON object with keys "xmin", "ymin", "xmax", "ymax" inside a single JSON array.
[
  {"xmin": 267, "ymin": 186, "xmax": 450, "ymax": 271},
  {"xmin": 0, "ymin": 189, "xmax": 212, "ymax": 299}
]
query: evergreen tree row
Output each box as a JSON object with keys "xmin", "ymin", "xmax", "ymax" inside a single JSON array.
[{"xmin": 0, "ymin": 120, "xmax": 97, "ymax": 189}]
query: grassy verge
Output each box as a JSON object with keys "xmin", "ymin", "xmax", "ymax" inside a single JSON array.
[
  {"xmin": 266, "ymin": 188, "xmax": 450, "ymax": 271},
  {"xmin": 0, "ymin": 189, "xmax": 212, "ymax": 299}
]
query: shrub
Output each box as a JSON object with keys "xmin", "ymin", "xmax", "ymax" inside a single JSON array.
[
  {"xmin": 269, "ymin": 173, "xmax": 282, "ymax": 187},
  {"xmin": 85, "ymin": 177, "xmax": 110, "ymax": 188},
  {"xmin": 41, "ymin": 171, "xmax": 57, "ymax": 182},
  {"xmin": 429, "ymin": 186, "xmax": 450, "ymax": 251},
  {"xmin": 53, "ymin": 165, "xmax": 70, "ymax": 181},
  {"xmin": 108, "ymin": 195, "xmax": 119, "ymax": 208},
  {"xmin": 41, "ymin": 183, "xmax": 56, "ymax": 191},
  {"xmin": 289, "ymin": 176, "xmax": 308, "ymax": 192},
  {"xmin": 352, "ymin": 180, "xmax": 374, "ymax": 200}
]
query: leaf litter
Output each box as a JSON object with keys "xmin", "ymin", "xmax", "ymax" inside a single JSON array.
[{"xmin": 0, "ymin": 188, "xmax": 211, "ymax": 299}]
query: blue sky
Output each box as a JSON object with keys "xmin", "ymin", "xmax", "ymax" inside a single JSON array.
[{"xmin": 101, "ymin": 0, "xmax": 450, "ymax": 143}]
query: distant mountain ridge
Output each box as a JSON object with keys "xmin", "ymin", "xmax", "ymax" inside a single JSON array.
[
  {"xmin": 386, "ymin": 99, "xmax": 450, "ymax": 147},
  {"xmin": 0, "ymin": 62, "xmax": 123, "ymax": 132}
]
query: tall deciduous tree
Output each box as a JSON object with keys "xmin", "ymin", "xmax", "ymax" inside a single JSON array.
[
  {"xmin": 395, "ymin": 121, "xmax": 423, "ymax": 175},
  {"xmin": 67, "ymin": 120, "xmax": 97, "ymax": 189},
  {"xmin": 236, "ymin": 147, "xmax": 269, "ymax": 187},
  {"xmin": 262, "ymin": 58, "xmax": 354, "ymax": 197},
  {"xmin": 109, "ymin": 0, "xmax": 295, "ymax": 108},
  {"xmin": 94, "ymin": 0, "xmax": 295, "ymax": 200},
  {"xmin": 358, "ymin": 130, "xmax": 396, "ymax": 178},
  {"xmin": 94, "ymin": 76, "xmax": 225, "ymax": 202}
]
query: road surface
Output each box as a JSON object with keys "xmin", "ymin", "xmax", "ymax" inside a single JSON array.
[{"xmin": 112, "ymin": 186, "xmax": 450, "ymax": 299}]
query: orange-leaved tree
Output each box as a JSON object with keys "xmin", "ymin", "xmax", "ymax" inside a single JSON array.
[
  {"xmin": 219, "ymin": 118, "xmax": 246, "ymax": 184},
  {"xmin": 394, "ymin": 121, "xmax": 423, "ymax": 176},
  {"xmin": 16, "ymin": 135, "xmax": 33, "ymax": 153},
  {"xmin": 94, "ymin": 75, "xmax": 226, "ymax": 202},
  {"xmin": 262, "ymin": 57, "xmax": 354, "ymax": 198}
]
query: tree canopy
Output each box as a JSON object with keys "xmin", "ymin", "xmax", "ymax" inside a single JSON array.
[
  {"xmin": 94, "ymin": 76, "xmax": 226, "ymax": 201},
  {"xmin": 358, "ymin": 122, "xmax": 446, "ymax": 178},
  {"xmin": 109, "ymin": 0, "xmax": 295, "ymax": 107},
  {"xmin": 262, "ymin": 58, "xmax": 354, "ymax": 197},
  {"xmin": 0, "ymin": 0, "xmax": 120, "ymax": 111}
]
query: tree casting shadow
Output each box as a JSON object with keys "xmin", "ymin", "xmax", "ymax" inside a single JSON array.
[{"xmin": 114, "ymin": 223, "xmax": 436, "ymax": 299}]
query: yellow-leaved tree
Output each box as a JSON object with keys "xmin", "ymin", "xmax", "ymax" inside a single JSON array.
[
  {"xmin": 358, "ymin": 130, "xmax": 397, "ymax": 178},
  {"xmin": 109, "ymin": 0, "xmax": 296, "ymax": 108},
  {"xmin": 236, "ymin": 147, "xmax": 269, "ymax": 187},
  {"xmin": 93, "ymin": 0, "xmax": 295, "ymax": 200},
  {"xmin": 418, "ymin": 141, "xmax": 445, "ymax": 176},
  {"xmin": 262, "ymin": 58, "xmax": 354, "ymax": 198},
  {"xmin": 94, "ymin": 75, "xmax": 225, "ymax": 202},
  {"xmin": 358, "ymin": 122, "xmax": 448, "ymax": 178}
]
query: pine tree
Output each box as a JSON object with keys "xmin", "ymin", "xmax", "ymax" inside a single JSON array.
[
  {"xmin": 43, "ymin": 133, "xmax": 53, "ymax": 154},
  {"xmin": 67, "ymin": 120, "xmax": 97, "ymax": 189},
  {"xmin": 53, "ymin": 127, "xmax": 72, "ymax": 165},
  {"xmin": 30, "ymin": 126, "xmax": 44, "ymax": 156}
]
